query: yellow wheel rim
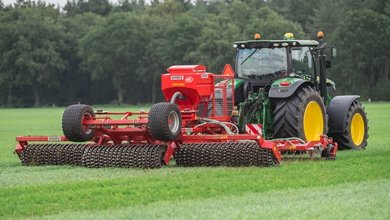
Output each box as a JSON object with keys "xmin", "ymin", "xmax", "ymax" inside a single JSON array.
[
  {"xmin": 303, "ymin": 101, "xmax": 324, "ymax": 141},
  {"xmin": 351, "ymin": 113, "xmax": 365, "ymax": 146}
]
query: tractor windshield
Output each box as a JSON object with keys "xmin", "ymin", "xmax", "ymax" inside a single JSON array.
[
  {"xmin": 291, "ymin": 46, "xmax": 313, "ymax": 76},
  {"xmin": 236, "ymin": 48, "xmax": 287, "ymax": 79}
]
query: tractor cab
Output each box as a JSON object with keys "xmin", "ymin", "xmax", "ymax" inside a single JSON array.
[
  {"xmin": 233, "ymin": 34, "xmax": 320, "ymax": 104},
  {"xmin": 234, "ymin": 39, "xmax": 319, "ymax": 79}
]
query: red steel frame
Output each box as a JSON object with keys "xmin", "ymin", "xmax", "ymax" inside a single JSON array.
[{"xmin": 14, "ymin": 65, "xmax": 338, "ymax": 165}]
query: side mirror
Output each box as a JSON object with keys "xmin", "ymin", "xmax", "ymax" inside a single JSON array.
[
  {"xmin": 326, "ymin": 60, "xmax": 331, "ymax": 68},
  {"xmin": 331, "ymin": 48, "xmax": 337, "ymax": 57}
]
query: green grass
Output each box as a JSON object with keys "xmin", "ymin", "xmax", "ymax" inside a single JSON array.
[
  {"xmin": 0, "ymin": 103, "xmax": 389, "ymax": 219},
  {"xmin": 35, "ymin": 179, "xmax": 390, "ymax": 220}
]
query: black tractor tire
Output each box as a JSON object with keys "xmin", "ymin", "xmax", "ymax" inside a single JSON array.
[
  {"xmin": 272, "ymin": 86, "xmax": 327, "ymax": 141},
  {"xmin": 62, "ymin": 104, "xmax": 95, "ymax": 142},
  {"xmin": 148, "ymin": 102, "xmax": 182, "ymax": 141},
  {"xmin": 329, "ymin": 100, "xmax": 368, "ymax": 150}
]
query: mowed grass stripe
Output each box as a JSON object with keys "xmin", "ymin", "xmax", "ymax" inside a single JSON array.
[
  {"xmin": 1, "ymin": 156, "xmax": 389, "ymax": 218},
  {"xmin": 35, "ymin": 179, "xmax": 390, "ymax": 220}
]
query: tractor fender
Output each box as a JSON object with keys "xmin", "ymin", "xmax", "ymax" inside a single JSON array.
[
  {"xmin": 327, "ymin": 95, "xmax": 360, "ymax": 133},
  {"xmin": 269, "ymin": 78, "xmax": 311, "ymax": 98}
]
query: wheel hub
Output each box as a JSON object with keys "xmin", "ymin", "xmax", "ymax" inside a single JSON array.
[
  {"xmin": 351, "ymin": 113, "xmax": 365, "ymax": 146},
  {"xmin": 303, "ymin": 101, "xmax": 324, "ymax": 141}
]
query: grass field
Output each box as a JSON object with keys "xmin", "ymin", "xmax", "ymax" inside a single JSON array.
[{"xmin": 0, "ymin": 103, "xmax": 389, "ymax": 219}]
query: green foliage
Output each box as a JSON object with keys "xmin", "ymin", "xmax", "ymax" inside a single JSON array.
[
  {"xmin": 268, "ymin": 0, "xmax": 318, "ymax": 33},
  {"xmin": 0, "ymin": 6, "xmax": 67, "ymax": 106},
  {"xmin": 0, "ymin": 0, "xmax": 389, "ymax": 106},
  {"xmin": 307, "ymin": 0, "xmax": 343, "ymax": 40},
  {"xmin": 331, "ymin": 9, "xmax": 390, "ymax": 100},
  {"xmin": 79, "ymin": 12, "xmax": 149, "ymax": 103},
  {"xmin": 64, "ymin": 0, "xmax": 112, "ymax": 16}
]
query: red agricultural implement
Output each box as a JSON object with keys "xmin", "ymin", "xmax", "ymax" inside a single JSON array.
[{"xmin": 15, "ymin": 65, "xmax": 337, "ymax": 168}]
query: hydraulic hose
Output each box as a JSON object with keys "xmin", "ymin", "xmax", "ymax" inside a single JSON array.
[{"xmin": 170, "ymin": 92, "xmax": 183, "ymax": 104}]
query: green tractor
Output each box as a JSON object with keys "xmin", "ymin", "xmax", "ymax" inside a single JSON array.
[{"xmin": 233, "ymin": 32, "xmax": 368, "ymax": 150}]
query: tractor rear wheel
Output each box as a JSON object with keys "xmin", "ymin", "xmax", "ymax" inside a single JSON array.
[
  {"xmin": 148, "ymin": 102, "xmax": 182, "ymax": 141},
  {"xmin": 330, "ymin": 100, "xmax": 368, "ymax": 150},
  {"xmin": 62, "ymin": 104, "xmax": 95, "ymax": 142},
  {"xmin": 272, "ymin": 86, "xmax": 327, "ymax": 141}
]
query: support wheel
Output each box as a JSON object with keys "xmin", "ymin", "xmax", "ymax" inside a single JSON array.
[
  {"xmin": 330, "ymin": 100, "xmax": 368, "ymax": 150},
  {"xmin": 62, "ymin": 104, "xmax": 95, "ymax": 142},
  {"xmin": 148, "ymin": 102, "xmax": 182, "ymax": 141},
  {"xmin": 321, "ymin": 144, "xmax": 335, "ymax": 159},
  {"xmin": 272, "ymin": 86, "xmax": 327, "ymax": 141}
]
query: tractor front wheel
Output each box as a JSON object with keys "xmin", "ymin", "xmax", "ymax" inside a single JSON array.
[
  {"xmin": 148, "ymin": 102, "xmax": 182, "ymax": 141},
  {"xmin": 330, "ymin": 100, "xmax": 368, "ymax": 150},
  {"xmin": 272, "ymin": 86, "xmax": 327, "ymax": 141},
  {"xmin": 62, "ymin": 104, "xmax": 95, "ymax": 142}
]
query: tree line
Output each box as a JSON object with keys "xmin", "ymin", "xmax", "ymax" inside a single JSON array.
[{"xmin": 0, "ymin": 0, "xmax": 389, "ymax": 107}]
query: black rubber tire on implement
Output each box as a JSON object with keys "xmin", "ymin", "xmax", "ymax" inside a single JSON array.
[
  {"xmin": 62, "ymin": 104, "xmax": 95, "ymax": 142},
  {"xmin": 148, "ymin": 102, "xmax": 182, "ymax": 141},
  {"xmin": 321, "ymin": 144, "xmax": 334, "ymax": 158},
  {"xmin": 329, "ymin": 100, "xmax": 368, "ymax": 150},
  {"xmin": 272, "ymin": 86, "xmax": 327, "ymax": 141}
]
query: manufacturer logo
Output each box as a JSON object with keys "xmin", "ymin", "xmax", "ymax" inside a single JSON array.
[
  {"xmin": 171, "ymin": 76, "xmax": 184, "ymax": 80},
  {"xmin": 185, "ymin": 76, "xmax": 193, "ymax": 83},
  {"xmin": 48, "ymin": 136, "xmax": 62, "ymax": 141},
  {"xmin": 201, "ymin": 74, "xmax": 209, "ymax": 79}
]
